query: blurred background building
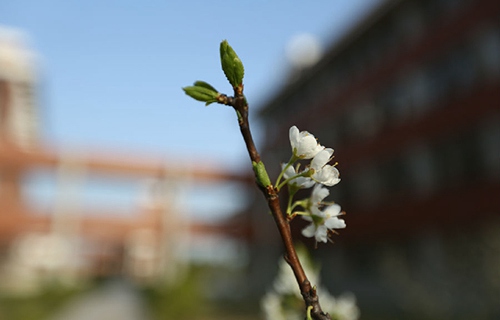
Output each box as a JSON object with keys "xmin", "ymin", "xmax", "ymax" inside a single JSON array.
[
  {"xmin": 246, "ymin": 0, "xmax": 500, "ymax": 318},
  {"xmin": 0, "ymin": 28, "xmax": 252, "ymax": 295}
]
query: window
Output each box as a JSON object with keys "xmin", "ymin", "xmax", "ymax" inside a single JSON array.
[
  {"xmin": 405, "ymin": 143, "xmax": 436, "ymax": 196},
  {"xmin": 347, "ymin": 100, "xmax": 383, "ymax": 140},
  {"xmin": 430, "ymin": 131, "xmax": 482, "ymax": 188},
  {"xmin": 406, "ymin": 70, "xmax": 434, "ymax": 116},
  {"xmin": 350, "ymin": 163, "xmax": 383, "ymax": 208},
  {"xmin": 381, "ymin": 157, "xmax": 410, "ymax": 195},
  {"xmin": 394, "ymin": 1, "xmax": 426, "ymax": 44},
  {"xmin": 384, "ymin": 82, "xmax": 413, "ymax": 126},
  {"xmin": 473, "ymin": 25, "xmax": 500, "ymax": 80},
  {"xmin": 478, "ymin": 115, "xmax": 500, "ymax": 180},
  {"xmin": 446, "ymin": 46, "xmax": 479, "ymax": 93}
]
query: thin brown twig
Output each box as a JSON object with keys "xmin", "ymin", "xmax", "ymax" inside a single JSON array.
[{"xmin": 228, "ymin": 87, "xmax": 331, "ymax": 320}]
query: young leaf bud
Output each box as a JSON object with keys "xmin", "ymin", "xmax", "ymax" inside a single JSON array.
[
  {"xmin": 220, "ymin": 40, "xmax": 244, "ymax": 88},
  {"xmin": 252, "ymin": 161, "xmax": 271, "ymax": 188},
  {"xmin": 182, "ymin": 84, "xmax": 219, "ymax": 106}
]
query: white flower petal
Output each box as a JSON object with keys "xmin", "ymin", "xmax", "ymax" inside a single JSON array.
[
  {"xmin": 282, "ymin": 164, "xmax": 315, "ymax": 189},
  {"xmin": 295, "ymin": 177, "xmax": 315, "ymax": 189},
  {"xmin": 311, "ymin": 184, "xmax": 329, "ymax": 204},
  {"xmin": 334, "ymin": 293, "xmax": 360, "ymax": 320},
  {"xmin": 301, "ymin": 223, "xmax": 317, "ymax": 238},
  {"xmin": 289, "ymin": 125, "xmax": 324, "ymax": 159},
  {"xmin": 310, "ymin": 205, "xmax": 325, "ymax": 218},
  {"xmin": 302, "ymin": 215, "xmax": 313, "ymax": 222},
  {"xmin": 298, "ymin": 136, "xmax": 320, "ymax": 159},
  {"xmin": 325, "ymin": 217, "xmax": 346, "ymax": 229},
  {"xmin": 289, "ymin": 126, "xmax": 300, "ymax": 150},
  {"xmin": 312, "ymin": 165, "xmax": 340, "ymax": 186},
  {"xmin": 282, "ymin": 164, "xmax": 296, "ymax": 180},
  {"xmin": 261, "ymin": 291, "xmax": 286, "ymax": 320},
  {"xmin": 273, "ymin": 259, "xmax": 300, "ymax": 296},
  {"xmin": 315, "ymin": 225, "xmax": 329, "ymax": 243},
  {"xmin": 311, "ymin": 149, "xmax": 333, "ymax": 169},
  {"xmin": 324, "ymin": 203, "xmax": 341, "ymax": 217}
]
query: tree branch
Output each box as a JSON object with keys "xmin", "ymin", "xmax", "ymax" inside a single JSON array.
[{"xmin": 229, "ymin": 88, "xmax": 331, "ymax": 320}]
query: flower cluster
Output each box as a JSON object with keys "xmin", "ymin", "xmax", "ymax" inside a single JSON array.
[
  {"xmin": 261, "ymin": 248, "xmax": 359, "ymax": 320},
  {"xmin": 301, "ymin": 185, "xmax": 346, "ymax": 243},
  {"xmin": 289, "ymin": 126, "xmax": 340, "ymax": 187},
  {"xmin": 278, "ymin": 125, "xmax": 345, "ymax": 243}
]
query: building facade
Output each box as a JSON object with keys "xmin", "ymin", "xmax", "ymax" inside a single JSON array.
[{"xmin": 255, "ymin": 0, "xmax": 500, "ymax": 318}]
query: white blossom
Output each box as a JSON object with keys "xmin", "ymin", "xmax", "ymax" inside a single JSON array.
[
  {"xmin": 320, "ymin": 291, "xmax": 360, "ymax": 320},
  {"xmin": 302, "ymin": 203, "xmax": 346, "ymax": 243},
  {"xmin": 282, "ymin": 163, "xmax": 315, "ymax": 189},
  {"xmin": 273, "ymin": 252, "xmax": 319, "ymax": 297},
  {"xmin": 310, "ymin": 184, "xmax": 329, "ymax": 206},
  {"xmin": 261, "ymin": 250, "xmax": 359, "ymax": 320},
  {"xmin": 289, "ymin": 125, "xmax": 324, "ymax": 159},
  {"xmin": 261, "ymin": 291, "xmax": 286, "ymax": 320},
  {"xmin": 310, "ymin": 148, "xmax": 340, "ymax": 187}
]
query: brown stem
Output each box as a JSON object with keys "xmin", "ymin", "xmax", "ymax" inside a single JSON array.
[
  {"xmin": 232, "ymin": 94, "xmax": 260, "ymax": 164},
  {"xmin": 230, "ymin": 88, "xmax": 331, "ymax": 320}
]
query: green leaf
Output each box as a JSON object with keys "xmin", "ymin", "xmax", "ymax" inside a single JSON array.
[
  {"xmin": 193, "ymin": 81, "xmax": 218, "ymax": 93},
  {"xmin": 220, "ymin": 40, "xmax": 244, "ymax": 88},
  {"xmin": 182, "ymin": 85, "xmax": 219, "ymax": 105}
]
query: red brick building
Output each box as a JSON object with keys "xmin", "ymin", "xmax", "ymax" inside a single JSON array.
[
  {"xmin": 252, "ymin": 0, "xmax": 500, "ymax": 318},
  {"xmin": 0, "ymin": 29, "xmax": 252, "ymax": 291}
]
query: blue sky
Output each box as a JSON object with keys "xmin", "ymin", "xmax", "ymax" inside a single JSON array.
[{"xmin": 1, "ymin": 0, "xmax": 380, "ymax": 219}]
